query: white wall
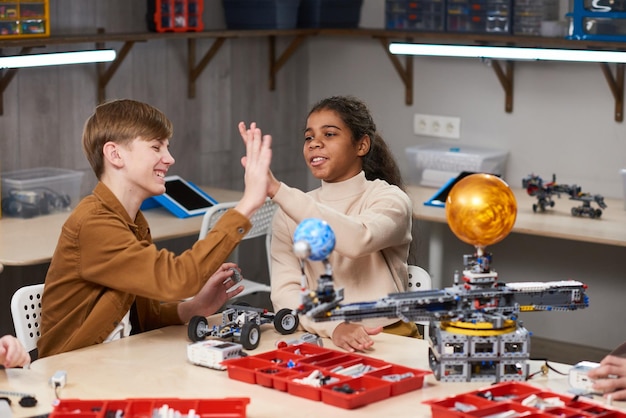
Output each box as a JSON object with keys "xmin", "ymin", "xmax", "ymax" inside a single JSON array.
[{"xmin": 307, "ymin": 0, "xmax": 626, "ymax": 351}]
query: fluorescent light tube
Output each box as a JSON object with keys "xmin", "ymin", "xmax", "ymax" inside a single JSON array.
[
  {"xmin": 0, "ymin": 49, "xmax": 117, "ymax": 69},
  {"xmin": 389, "ymin": 43, "xmax": 626, "ymax": 63}
]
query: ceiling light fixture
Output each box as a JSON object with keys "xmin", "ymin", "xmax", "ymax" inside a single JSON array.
[
  {"xmin": 388, "ymin": 43, "xmax": 626, "ymax": 63},
  {"xmin": 0, "ymin": 49, "xmax": 117, "ymax": 69}
]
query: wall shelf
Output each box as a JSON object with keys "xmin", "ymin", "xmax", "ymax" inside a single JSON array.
[{"xmin": 1, "ymin": 28, "xmax": 625, "ymax": 120}]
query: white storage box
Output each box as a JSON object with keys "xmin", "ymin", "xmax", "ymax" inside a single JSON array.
[
  {"xmin": 405, "ymin": 143, "xmax": 508, "ymax": 187},
  {"xmin": 1, "ymin": 167, "xmax": 84, "ymax": 218}
]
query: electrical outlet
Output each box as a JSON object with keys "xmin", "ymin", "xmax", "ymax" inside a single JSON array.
[{"xmin": 414, "ymin": 114, "xmax": 461, "ymax": 139}]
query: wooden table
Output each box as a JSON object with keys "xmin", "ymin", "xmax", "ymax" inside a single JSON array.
[
  {"xmin": 1, "ymin": 321, "xmax": 622, "ymax": 418},
  {"xmin": 0, "ymin": 187, "xmax": 244, "ymax": 271}
]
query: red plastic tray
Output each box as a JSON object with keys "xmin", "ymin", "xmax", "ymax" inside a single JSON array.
[
  {"xmin": 424, "ymin": 381, "xmax": 626, "ymax": 418},
  {"xmin": 222, "ymin": 342, "xmax": 431, "ymax": 410},
  {"xmin": 49, "ymin": 397, "xmax": 249, "ymax": 418}
]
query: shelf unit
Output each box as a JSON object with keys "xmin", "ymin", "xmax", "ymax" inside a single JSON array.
[
  {"xmin": 0, "ymin": 0, "xmax": 49, "ymax": 39},
  {"xmin": 0, "ymin": 28, "xmax": 625, "ymax": 120}
]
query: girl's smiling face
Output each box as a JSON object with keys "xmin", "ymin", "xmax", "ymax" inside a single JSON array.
[{"xmin": 303, "ymin": 109, "xmax": 370, "ymax": 183}]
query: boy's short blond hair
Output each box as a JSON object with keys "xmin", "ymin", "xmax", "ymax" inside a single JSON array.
[{"xmin": 82, "ymin": 99, "xmax": 173, "ymax": 179}]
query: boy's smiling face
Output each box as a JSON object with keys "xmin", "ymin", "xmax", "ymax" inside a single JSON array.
[{"xmin": 119, "ymin": 137, "xmax": 175, "ymax": 198}]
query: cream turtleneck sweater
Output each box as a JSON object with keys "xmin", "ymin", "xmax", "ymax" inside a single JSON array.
[{"xmin": 270, "ymin": 171, "xmax": 413, "ymax": 337}]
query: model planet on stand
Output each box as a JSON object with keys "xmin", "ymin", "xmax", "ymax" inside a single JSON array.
[
  {"xmin": 445, "ymin": 174, "xmax": 517, "ymax": 248},
  {"xmin": 293, "ymin": 218, "xmax": 336, "ymax": 261}
]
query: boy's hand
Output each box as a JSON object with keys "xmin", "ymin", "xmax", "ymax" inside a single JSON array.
[
  {"xmin": 177, "ymin": 263, "xmax": 245, "ymax": 323},
  {"xmin": 234, "ymin": 121, "xmax": 274, "ymax": 218}
]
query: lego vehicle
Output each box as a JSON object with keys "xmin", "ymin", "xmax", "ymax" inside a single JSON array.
[
  {"xmin": 522, "ymin": 173, "xmax": 574, "ymax": 213},
  {"xmin": 187, "ymin": 304, "xmax": 299, "ymax": 350},
  {"xmin": 570, "ymin": 192, "xmax": 606, "ymax": 218},
  {"xmin": 522, "ymin": 173, "xmax": 607, "ymax": 218}
]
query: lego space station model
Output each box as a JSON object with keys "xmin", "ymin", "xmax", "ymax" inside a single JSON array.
[{"xmin": 292, "ymin": 174, "xmax": 589, "ymax": 383}]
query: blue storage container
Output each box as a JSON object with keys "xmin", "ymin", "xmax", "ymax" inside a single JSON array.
[
  {"xmin": 567, "ymin": 0, "xmax": 626, "ymax": 41},
  {"xmin": 297, "ymin": 0, "xmax": 363, "ymax": 28},
  {"xmin": 223, "ymin": 0, "xmax": 301, "ymax": 29}
]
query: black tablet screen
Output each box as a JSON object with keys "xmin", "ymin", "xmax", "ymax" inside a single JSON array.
[{"xmin": 165, "ymin": 179, "xmax": 214, "ymax": 211}]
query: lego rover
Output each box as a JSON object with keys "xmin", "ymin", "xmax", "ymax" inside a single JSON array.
[{"xmin": 187, "ymin": 304, "xmax": 299, "ymax": 350}]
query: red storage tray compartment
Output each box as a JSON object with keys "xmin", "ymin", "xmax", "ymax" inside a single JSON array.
[
  {"xmin": 424, "ymin": 382, "xmax": 626, "ymax": 418},
  {"xmin": 279, "ymin": 342, "xmax": 328, "ymax": 357},
  {"xmin": 49, "ymin": 397, "xmax": 250, "ymax": 418},
  {"xmin": 365, "ymin": 364, "xmax": 431, "ymax": 396},
  {"xmin": 222, "ymin": 356, "xmax": 272, "ymax": 384},
  {"xmin": 320, "ymin": 375, "xmax": 392, "ymax": 409},
  {"xmin": 425, "ymin": 393, "xmax": 496, "ymax": 418},
  {"xmin": 223, "ymin": 342, "xmax": 431, "ymax": 409},
  {"xmin": 469, "ymin": 381, "xmax": 541, "ymax": 401}
]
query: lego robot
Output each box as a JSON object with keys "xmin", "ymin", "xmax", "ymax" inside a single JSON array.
[
  {"xmin": 522, "ymin": 173, "xmax": 607, "ymax": 218},
  {"xmin": 293, "ymin": 219, "xmax": 589, "ymax": 383}
]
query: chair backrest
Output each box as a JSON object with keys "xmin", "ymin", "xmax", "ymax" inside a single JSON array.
[
  {"xmin": 10, "ymin": 283, "xmax": 45, "ymax": 353},
  {"xmin": 199, "ymin": 198, "xmax": 276, "ymax": 242},
  {"xmin": 407, "ymin": 265, "xmax": 432, "ymax": 291},
  {"xmin": 199, "ymin": 198, "xmax": 276, "ymax": 286}
]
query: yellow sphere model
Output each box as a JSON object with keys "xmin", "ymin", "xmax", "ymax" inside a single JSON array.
[{"xmin": 445, "ymin": 173, "xmax": 517, "ymax": 248}]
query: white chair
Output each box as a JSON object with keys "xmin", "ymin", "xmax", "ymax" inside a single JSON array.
[
  {"xmin": 407, "ymin": 265, "xmax": 432, "ymax": 339},
  {"xmin": 10, "ymin": 283, "xmax": 45, "ymax": 354},
  {"xmin": 199, "ymin": 198, "xmax": 276, "ymax": 298},
  {"xmin": 407, "ymin": 265, "xmax": 432, "ymax": 291}
]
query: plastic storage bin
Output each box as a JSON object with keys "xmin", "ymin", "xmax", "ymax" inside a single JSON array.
[
  {"xmin": 385, "ymin": 0, "xmax": 446, "ymax": 31},
  {"xmin": 223, "ymin": 342, "xmax": 431, "ymax": 409},
  {"xmin": 147, "ymin": 0, "xmax": 204, "ymax": 32},
  {"xmin": 0, "ymin": 0, "xmax": 49, "ymax": 39},
  {"xmin": 513, "ymin": 0, "xmax": 558, "ymax": 35},
  {"xmin": 48, "ymin": 397, "xmax": 250, "ymax": 418},
  {"xmin": 567, "ymin": 0, "xmax": 626, "ymax": 41},
  {"xmin": 1, "ymin": 167, "xmax": 83, "ymax": 218},
  {"xmin": 446, "ymin": 0, "xmax": 512, "ymax": 33},
  {"xmin": 223, "ymin": 0, "xmax": 301, "ymax": 29},
  {"xmin": 297, "ymin": 0, "xmax": 363, "ymax": 28},
  {"xmin": 405, "ymin": 142, "xmax": 508, "ymax": 187}
]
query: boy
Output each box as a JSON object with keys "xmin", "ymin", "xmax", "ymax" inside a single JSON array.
[{"xmin": 38, "ymin": 99, "xmax": 271, "ymax": 357}]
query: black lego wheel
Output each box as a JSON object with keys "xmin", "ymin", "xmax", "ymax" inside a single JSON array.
[
  {"xmin": 188, "ymin": 315, "xmax": 208, "ymax": 342},
  {"xmin": 274, "ymin": 308, "xmax": 299, "ymax": 335},
  {"xmin": 240, "ymin": 322, "xmax": 261, "ymax": 350}
]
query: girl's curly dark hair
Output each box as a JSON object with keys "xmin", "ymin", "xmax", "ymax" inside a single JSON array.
[{"xmin": 307, "ymin": 96, "xmax": 405, "ymax": 190}]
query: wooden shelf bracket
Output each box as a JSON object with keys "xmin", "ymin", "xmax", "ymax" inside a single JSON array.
[
  {"xmin": 268, "ymin": 34, "xmax": 307, "ymax": 91},
  {"xmin": 378, "ymin": 36, "xmax": 413, "ymax": 106},
  {"xmin": 0, "ymin": 46, "xmax": 32, "ymax": 116},
  {"xmin": 187, "ymin": 37, "xmax": 226, "ymax": 99},
  {"xmin": 488, "ymin": 59, "xmax": 514, "ymax": 113},
  {"xmin": 600, "ymin": 62, "xmax": 624, "ymax": 122},
  {"xmin": 95, "ymin": 29, "xmax": 136, "ymax": 104}
]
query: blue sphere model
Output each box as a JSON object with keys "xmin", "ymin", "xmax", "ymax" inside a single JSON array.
[{"xmin": 293, "ymin": 218, "xmax": 336, "ymax": 261}]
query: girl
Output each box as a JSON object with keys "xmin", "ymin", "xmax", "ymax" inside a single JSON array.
[{"xmin": 239, "ymin": 96, "xmax": 415, "ymax": 352}]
